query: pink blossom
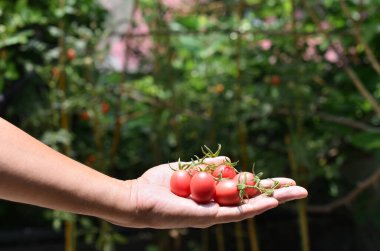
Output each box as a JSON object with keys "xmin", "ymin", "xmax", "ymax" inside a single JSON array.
[
  {"xmin": 258, "ymin": 39, "xmax": 272, "ymax": 51},
  {"xmin": 320, "ymin": 21, "xmax": 330, "ymax": 31},
  {"xmin": 324, "ymin": 49, "xmax": 339, "ymax": 63},
  {"xmin": 295, "ymin": 9, "xmax": 304, "ymax": 20}
]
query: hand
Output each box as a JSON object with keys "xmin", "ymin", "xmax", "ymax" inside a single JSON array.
[{"xmin": 109, "ymin": 156, "xmax": 308, "ymax": 229}]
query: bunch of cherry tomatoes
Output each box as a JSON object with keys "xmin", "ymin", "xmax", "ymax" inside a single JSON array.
[{"xmin": 169, "ymin": 145, "xmax": 278, "ymax": 206}]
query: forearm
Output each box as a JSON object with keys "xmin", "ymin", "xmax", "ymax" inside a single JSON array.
[{"xmin": 0, "ymin": 118, "xmax": 132, "ymax": 222}]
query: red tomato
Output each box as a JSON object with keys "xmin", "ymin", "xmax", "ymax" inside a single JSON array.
[
  {"xmin": 212, "ymin": 165, "xmax": 237, "ymax": 179},
  {"xmin": 270, "ymin": 75, "xmax": 281, "ymax": 86},
  {"xmin": 80, "ymin": 111, "xmax": 90, "ymax": 121},
  {"xmin": 66, "ymin": 48, "xmax": 76, "ymax": 60},
  {"xmin": 214, "ymin": 179, "xmax": 241, "ymax": 206},
  {"xmin": 234, "ymin": 172, "xmax": 260, "ymax": 198},
  {"xmin": 170, "ymin": 170, "xmax": 191, "ymax": 198},
  {"xmin": 101, "ymin": 102, "xmax": 110, "ymax": 114},
  {"xmin": 190, "ymin": 172, "xmax": 215, "ymax": 204}
]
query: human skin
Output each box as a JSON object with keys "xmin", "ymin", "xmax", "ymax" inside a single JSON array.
[{"xmin": 0, "ymin": 117, "xmax": 308, "ymax": 228}]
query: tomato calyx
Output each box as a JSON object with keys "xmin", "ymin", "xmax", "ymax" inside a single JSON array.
[
  {"xmin": 169, "ymin": 157, "xmax": 199, "ymax": 171},
  {"xmin": 236, "ymin": 176, "xmax": 281, "ymax": 202},
  {"xmin": 201, "ymin": 144, "xmax": 222, "ymax": 158}
]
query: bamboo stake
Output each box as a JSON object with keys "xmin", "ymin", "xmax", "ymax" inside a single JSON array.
[
  {"xmin": 285, "ymin": 134, "xmax": 310, "ymax": 251},
  {"xmin": 234, "ymin": 1, "xmax": 259, "ymax": 251},
  {"xmin": 283, "ymin": 0, "xmax": 311, "ymax": 235},
  {"xmin": 298, "ymin": 199, "xmax": 310, "ymax": 251},
  {"xmin": 201, "ymin": 228, "xmax": 209, "ymax": 251},
  {"xmin": 216, "ymin": 225, "xmax": 225, "ymax": 251},
  {"xmin": 57, "ymin": 0, "xmax": 76, "ymax": 250}
]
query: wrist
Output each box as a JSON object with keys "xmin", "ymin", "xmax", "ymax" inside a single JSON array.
[{"xmin": 98, "ymin": 178, "xmax": 141, "ymax": 228}]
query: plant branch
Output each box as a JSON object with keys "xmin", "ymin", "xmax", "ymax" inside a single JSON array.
[
  {"xmin": 276, "ymin": 108, "xmax": 380, "ymax": 133},
  {"xmin": 339, "ymin": 0, "xmax": 380, "ymax": 75},
  {"xmin": 114, "ymin": 27, "xmax": 353, "ymax": 39},
  {"xmin": 308, "ymin": 168, "xmax": 380, "ymax": 213}
]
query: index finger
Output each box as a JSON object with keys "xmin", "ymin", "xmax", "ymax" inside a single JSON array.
[{"xmin": 203, "ymin": 156, "xmax": 231, "ymax": 165}]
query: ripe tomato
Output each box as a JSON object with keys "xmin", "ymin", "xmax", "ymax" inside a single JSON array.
[
  {"xmin": 214, "ymin": 179, "xmax": 241, "ymax": 206},
  {"xmin": 66, "ymin": 48, "xmax": 76, "ymax": 60},
  {"xmin": 170, "ymin": 170, "xmax": 191, "ymax": 198},
  {"xmin": 270, "ymin": 75, "xmax": 281, "ymax": 86},
  {"xmin": 80, "ymin": 111, "xmax": 90, "ymax": 121},
  {"xmin": 233, "ymin": 172, "xmax": 260, "ymax": 198},
  {"xmin": 212, "ymin": 165, "xmax": 237, "ymax": 179},
  {"xmin": 190, "ymin": 172, "xmax": 215, "ymax": 204},
  {"xmin": 101, "ymin": 102, "xmax": 110, "ymax": 114}
]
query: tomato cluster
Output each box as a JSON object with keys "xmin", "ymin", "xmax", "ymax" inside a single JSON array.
[
  {"xmin": 170, "ymin": 164, "xmax": 261, "ymax": 206},
  {"xmin": 169, "ymin": 145, "xmax": 271, "ymax": 206}
]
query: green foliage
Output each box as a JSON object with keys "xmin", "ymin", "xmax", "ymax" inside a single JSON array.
[{"xmin": 2, "ymin": 0, "xmax": 380, "ymax": 250}]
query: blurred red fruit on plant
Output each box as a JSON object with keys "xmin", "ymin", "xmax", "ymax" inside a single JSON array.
[
  {"xmin": 66, "ymin": 48, "xmax": 76, "ymax": 60},
  {"xmin": 80, "ymin": 111, "xmax": 90, "ymax": 121},
  {"xmin": 270, "ymin": 75, "xmax": 281, "ymax": 86},
  {"xmin": 101, "ymin": 102, "xmax": 110, "ymax": 114}
]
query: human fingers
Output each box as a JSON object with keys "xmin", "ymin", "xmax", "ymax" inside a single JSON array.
[
  {"xmin": 203, "ymin": 156, "xmax": 231, "ymax": 165},
  {"xmin": 258, "ymin": 177, "xmax": 297, "ymax": 188},
  {"xmin": 210, "ymin": 195, "xmax": 279, "ymax": 225},
  {"xmin": 200, "ymin": 184, "xmax": 308, "ymax": 227},
  {"xmin": 179, "ymin": 156, "xmax": 231, "ymax": 172},
  {"xmin": 271, "ymin": 186, "xmax": 308, "ymax": 204}
]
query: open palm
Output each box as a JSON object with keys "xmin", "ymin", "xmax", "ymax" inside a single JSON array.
[{"xmin": 117, "ymin": 156, "xmax": 308, "ymax": 229}]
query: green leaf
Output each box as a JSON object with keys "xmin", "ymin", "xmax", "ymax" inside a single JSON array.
[
  {"xmin": 351, "ymin": 132, "xmax": 380, "ymax": 150},
  {"xmin": 5, "ymin": 64, "xmax": 19, "ymax": 80},
  {"xmin": 0, "ymin": 30, "xmax": 33, "ymax": 49}
]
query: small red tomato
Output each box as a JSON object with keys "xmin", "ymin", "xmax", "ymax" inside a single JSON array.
[
  {"xmin": 234, "ymin": 172, "xmax": 260, "ymax": 198},
  {"xmin": 270, "ymin": 75, "xmax": 281, "ymax": 86},
  {"xmin": 80, "ymin": 111, "xmax": 90, "ymax": 121},
  {"xmin": 190, "ymin": 172, "xmax": 215, "ymax": 204},
  {"xmin": 101, "ymin": 102, "xmax": 110, "ymax": 114},
  {"xmin": 66, "ymin": 48, "xmax": 76, "ymax": 60},
  {"xmin": 214, "ymin": 179, "xmax": 241, "ymax": 206},
  {"xmin": 212, "ymin": 165, "xmax": 237, "ymax": 179},
  {"xmin": 170, "ymin": 170, "xmax": 191, "ymax": 198}
]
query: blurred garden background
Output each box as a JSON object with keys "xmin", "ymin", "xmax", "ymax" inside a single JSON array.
[{"xmin": 1, "ymin": 0, "xmax": 380, "ymax": 250}]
